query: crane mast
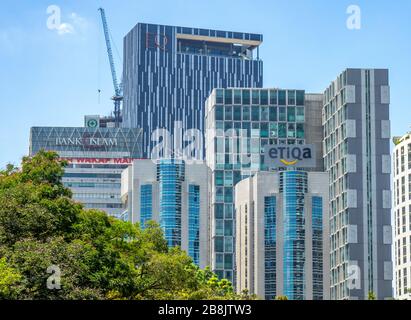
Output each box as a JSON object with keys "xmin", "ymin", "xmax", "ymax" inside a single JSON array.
[{"xmin": 98, "ymin": 7, "xmax": 122, "ymax": 127}]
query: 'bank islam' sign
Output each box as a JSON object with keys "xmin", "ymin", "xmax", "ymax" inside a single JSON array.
[{"xmin": 264, "ymin": 144, "xmax": 316, "ymax": 169}]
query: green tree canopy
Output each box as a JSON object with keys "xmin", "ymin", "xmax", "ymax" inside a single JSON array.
[{"xmin": 0, "ymin": 150, "xmax": 246, "ymax": 300}]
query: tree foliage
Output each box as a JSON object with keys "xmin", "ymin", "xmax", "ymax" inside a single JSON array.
[{"xmin": 0, "ymin": 150, "xmax": 245, "ymax": 300}]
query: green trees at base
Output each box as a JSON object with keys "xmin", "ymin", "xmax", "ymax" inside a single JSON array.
[{"xmin": 0, "ymin": 151, "xmax": 246, "ymax": 300}]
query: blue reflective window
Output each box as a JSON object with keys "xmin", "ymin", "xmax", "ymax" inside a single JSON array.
[
  {"xmin": 242, "ymin": 90, "xmax": 250, "ymax": 105},
  {"xmin": 260, "ymin": 90, "xmax": 268, "ymax": 105},
  {"xmin": 157, "ymin": 159, "xmax": 185, "ymax": 247},
  {"xmin": 188, "ymin": 184, "xmax": 200, "ymax": 265},
  {"xmin": 281, "ymin": 171, "xmax": 308, "ymax": 300},
  {"xmin": 215, "ymin": 105, "xmax": 224, "ymax": 121},
  {"xmin": 312, "ymin": 196, "xmax": 323, "ymax": 300},
  {"xmin": 251, "ymin": 106, "xmax": 260, "ymax": 121},
  {"xmin": 234, "ymin": 89, "xmax": 242, "ymax": 104},
  {"xmin": 224, "ymin": 89, "xmax": 232, "ymax": 104},
  {"xmin": 296, "ymin": 90, "xmax": 305, "ymax": 106},
  {"xmin": 140, "ymin": 184, "xmax": 152, "ymax": 229},
  {"xmin": 215, "ymin": 204, "xmax": 224, "ymax": 219},
  {"xmin": 252, "ymin": 90, "xmax": 260, "ymax": 105},
  {"xmin": 264, "ymin": 196, "xmax": 276, "ymax": 300},
  {"xmin": 269, "ymin": 90, "xmax": 278, "ymax": 105},
  {"xmin": 242, "ymin": 106, "xmax": 250, "ymax": 121},
  {"xmin": 216, "ymin": 89, "xmax": 224, "ymax": 104},
  {"xmin": 278, "ymin": 90, "xmax": 286, "ymax": 105}
]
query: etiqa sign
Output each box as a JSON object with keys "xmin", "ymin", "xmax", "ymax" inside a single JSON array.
[{"xmin": 264, "ymin": 144, "xmax": 316, "ymax": 168}]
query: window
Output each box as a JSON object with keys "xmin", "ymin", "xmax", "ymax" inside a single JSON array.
[
  {"xmin": 216, "ymin": 89, "xmax": 223, "ymax": 103},
  {"xmin": 224, "ymin": 220, "xmax": 233, "ymax": 236},
  {"xmin": 278, "ymin": 90, "xmax": 286, "ymax": 105},
  {"xmin": 269, "ymin": 89, "xmax": 277, "ymax": 105},
  {"xmin": 242, "ymin": 106, "xmax": 250, "ymax": 121},
  {"xmin": 234, "ymin": 106, "xmax": 242, "ymax": 121},
  {"xmin": 269, "ymin": 106, "xmax": 277, "ymax": 121},
  {"xmin": 224, "ymin": 237, "xmax": 233, "ymax": 252},
  {"xmin": 279, "ymin": 107, "xmax": 286, "ymax": 121},
  {"xmin": 215, "ymin": 239, "xmax": 224, "ymax": 254},
  {"xmin": 216, "ymin": 219, "xmax": 224, "ymax": 236},
  {"xmin": 287, "ymin": 123, "xmax": 296, "ymax": 138},
  {"xmin": 225, "ymin": 204, "xmax": 233, "ymax": 219},
  {"xmin": 287, "ymin": 106, "xmax": 296, "ymax": 122},
  {"xmin": 224, "ymin": 254, "xmax": 233, "ymax": 269},
  {"xmin": 216, "ymin": 187, "xmax": 224, "ymax": 202},
  {"xmin": 260, "ymin": 90, "xmax": 268, "ymax": 105},
  {"xmin": 215, "ymin": 105, "xmax": 223, "ymax": 121},
  {"xmin": 224, "ymin": 89, "xmax": 232, "ymax": 104},
  {"xmin": 288, "ymin": 90, "xmax": 296, "ymax": 105},
  {"xmin": 261, "ymin": 106, "xmax": 269, "ymax": 121},
  {"xmin": 296, "ymin": 123, "xmax": 304, "ymax": 139},
  {"xmin": 296, "ymin": 90, "xmax": 305, "ymax": 105},
  {"xmin": 234, "ymin": 89, "xmax": 241, "ymax": 104},
  {"xmin": 252, "ymin": 90, "xmax": 259, "ymax": 104},
  {"xmin": 242, "ymin": 90, "xmax": 250, "ymax": 105},
  {"xmin": 251, "ymin": 106, "xmax": 260, "ymax": 121},
  {"xmin": 215, "ymin": 204, "xmax": 224, "ymax": 219},
  {"xmin": 140, "ymin": 184, "xmax": 153, "ymax": 229},
  {"xmin": 215, "ymin": 252, "xmax": 224, "ymax": 266},
  {"xmin": 188, "ymin": 184, "xmax": 200, "ymax": 265},
  {"xmin": 224, "ymin": 106, "xmax": 232, "ymax": 121},
  {"xmin": 224, "ymin": 187, "xmax": 233, "ymax": 202},
  {"xmin": 215, "ymin": 171, "xmax": 224, "ymax": 186},
  {"xmin": 260, "ymin": 123, "xmax": 269, "ymax": 138},
  {"xmin": 278, "ymin": 123, "xmax": 287, "ymax": 138},
  {"xmin": 296, "ymin": 107, "xmax": 305, "ymax": 122},
  {"xmin": 269, "ymin": 123, "xmax": 278, "ymax": 138}
]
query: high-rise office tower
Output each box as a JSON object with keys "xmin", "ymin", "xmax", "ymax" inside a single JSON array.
[
  {"xmin": 29, "ymin": 122, "xmax": 142, "ymax": 218},
  {"xmin": 121, "ymin": 159, "xmax": 210, "ymax": 267},
  {"xmin": 205, "ymin": 88, "xmax": 324, "ymax": 282},
  {"xmin": 235, "ymin": 171, "xmax": 330, "ymax": 300},
  {"xmin": 392, "ymin": 132, "xmax": 411, "ymax": 299},
  {"xmin": 323, "ymin": 68, "xmax": 393, "ymax": 299},
  {"xmin": 122, "ymin": 23, "xmax": 263, "ymax": 157}
]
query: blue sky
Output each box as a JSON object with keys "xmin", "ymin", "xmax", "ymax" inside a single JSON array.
[{"xmin": 1, "ymin": 0, "xmax": 410, "ymax": 168}]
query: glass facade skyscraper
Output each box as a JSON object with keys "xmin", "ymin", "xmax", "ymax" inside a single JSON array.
[
  {"xmin": 29, "ymin": 126, "xmax": 142, "ymax": 218},
  {"xmin": 281, "ymin": 171, "xmax": 308, "ymax": 300},
  {"xmin": 205, "ymin": 88, "xmax": 324, "ymax": 282},
  {"xmin": 122, "ymin": 23, "xmax": 263, "ymax": 157},
  {"xmin": 157, "ymin": 159, "xmax": 185, "ymax": 247},
  {"xmin": 235, "ymin": 171, "xmax": 330, "ymax": 300},
  {"xmin": 188, "ymin": 184, "xmax": 201, "ymax": 265},
  {"xmin": 121, "ymin": 159, "xmax": 210, "ymax": 268}
]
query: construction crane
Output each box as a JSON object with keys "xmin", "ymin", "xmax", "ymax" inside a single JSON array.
[{"xmin": 98, "ymin": 7, "xmax": 122, "ymax": 127}]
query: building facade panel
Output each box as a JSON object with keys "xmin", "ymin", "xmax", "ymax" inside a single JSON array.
[
  {"xmin": 123, "ymin": 23, "xmax": 263, "ymax": 157},
  {"xmin": 392, "ymin": 132, "xmax": 411, "ymax": 299},
  {"xmin": 205, "ymin": 88, "xmax": 324, "ymax": 282},
  {"xmin": 323, "ymin": 68, "xmax": 392, "ymax": 299},
  {"xmin": 29, "ymin": 126, "xmax": 142, "ymax": 218},
  {"xmin": 121, "ymin": 159, "xmax": 210, "ymax": 268},
  {"xmin": 235, "ymin": 171, "xmax": 330, "ymax": 300}
]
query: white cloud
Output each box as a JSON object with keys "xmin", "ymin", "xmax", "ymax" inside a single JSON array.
[
  {"xmin": 56, "ymin": 22, "xmax": 74, "ymax": 35},
  {"xmin": 54, "ymin": 12, "xmax": 88, "ymax": 36}
]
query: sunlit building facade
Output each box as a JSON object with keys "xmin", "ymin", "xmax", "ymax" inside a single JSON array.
[
  {"xmin": 323, "ymin": 68, "xmax": 393, "ymax": 299},
  {"xmin": 121, "ymin": 159, "xmax": 210, "ymax": 267},
  {"xmin": 393, "ymin": 132, "xmax": 411, "ymax": 299},
  {"xmin": 235, "ymin": 171, "xmax": 330, "ymax": 300},
  {"xmin": 122, "ymin": 23, "xmax": 263, "ymax": 157},
  {"xmin": 29, "ymin": 125, "xmax": 142, "ymax": 218},
  {"xmin": 205, "ymin": 88, "xmax": 324, "ymax": 282}
]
